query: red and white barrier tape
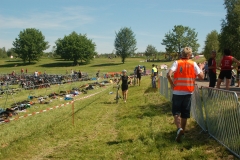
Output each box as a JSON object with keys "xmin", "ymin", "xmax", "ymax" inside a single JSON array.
[{"xmin": 0, "ymin": 88, "xmax": 107, "ymax": 124}]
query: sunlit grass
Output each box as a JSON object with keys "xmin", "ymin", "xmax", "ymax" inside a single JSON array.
[{"xmin": 0, "ymin": 56, "xmax": 236, "ymax": 159}]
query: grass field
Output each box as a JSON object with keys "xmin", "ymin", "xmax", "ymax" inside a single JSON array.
[
  {"xmin": 1, "ymin": 56, "xmax": 153, "ymax": 75},
  {"xmin": 0, "ymin": 55, "xmax": 205, "ymax": 76},
  {"xmin": 0, "ymin": 57, "xmax": 237, "ymax": 159}
]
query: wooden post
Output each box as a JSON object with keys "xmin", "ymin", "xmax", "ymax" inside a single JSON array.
[{"xmin": 72, "ymin": 101, "xmax": 74, "ymax": 126}]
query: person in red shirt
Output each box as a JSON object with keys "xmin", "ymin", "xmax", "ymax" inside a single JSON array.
[
  {"xmin": 216, "ymin": 49, "xmax": 240, "ymax": 90},
  {"xmin": 21, "ymin": 68, "xmax": 24, "ymax": 74}
]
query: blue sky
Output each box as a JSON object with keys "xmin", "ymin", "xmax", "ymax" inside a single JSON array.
[{"xmin": 0, "ymin": 0, "xmax": 225, "ymax": 54}]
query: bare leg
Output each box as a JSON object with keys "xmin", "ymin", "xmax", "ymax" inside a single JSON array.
[
  {"xmin": 122, "ymin": 91, "xmax": 125, "ymax": 100},
  {"xmin": 125, "ymin": 90, "xmax": 128, "ymax": 101},
  {"xmin": 139, "ymin": 79, "xmax": 141, "ymax": 86},
  {"xmin": 216, "ymin": 79, "xmax": 222, "ymax": 89},
  {"xmin": 174, "ymin": 115, "xmax": 181, "ymax": 129},
  {"xmin": 225, "ymin": 79, "xmax": 230, "ymax": 90},
  {"xmin": 181, "ymin": 118, "xmax": 187, "ymax": 132}
]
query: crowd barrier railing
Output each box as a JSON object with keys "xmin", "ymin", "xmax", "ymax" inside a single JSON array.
[
  {"xmin": 158, "ymin": 73, "xmax": 240, "ymax": 158},
  {"xmin": 191, "ymin": 85, "xmax": 207, "ymax": 132},
  {"xmin": 202, "ymin": 87, "xmax": 240, "ymax": 158}
]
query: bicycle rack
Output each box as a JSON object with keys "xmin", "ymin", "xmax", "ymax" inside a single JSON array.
[
  {"xmin": 44, "ymin": 84, "xmax": 53, "ymax": 96},
  {"xmin": 3, "ymin": 84, "xmax": 17, "ymax": 108},
  {"xmin": 28, "ymin": 85, "xmax": 37, "ymax": 99}
]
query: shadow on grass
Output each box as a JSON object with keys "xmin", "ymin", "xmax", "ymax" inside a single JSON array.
[
  {"xmin": 90, "ymin": 63, "xmax": 122, "ymax": 67},
  {"xmin": 144, "ymin": 87, "xmax": 158, "ymax": 94},
  {"xmin": 39, "ymin": 61, "xmax": 89, "ymax": 67},
  {"xmin": 39, "ymin": 62, "xmax": 73, "ymax": 67},
  {"xmin": 137, "ymin": 121, "xmax": 226, "ymax": 159},
  {"xmin": 146, "ymin": 59, "xmax": 172, "ymax": 62},
  {"xmin": 106, "ymin": 139, "xmax": 133, "ymax": 145},
  {"xmin": 54, "ymin": 58, "xmax": 70, "ymax": 61},
  {"xmin": 101, "ymin": 102, "xmax": 114, "ymax": 104},
  {"xmin": 137, "ymin": 102, "xmax": 172, "ymax": 119},
  {"xmin": 139, "ymin": 116, "xmax": 233, "ymax": 159},
  {"xmin": 5, "ymin": 60, "xmax": 22, "ymax": 63},
  {"xmin": 0, "ymin": 62, "xmax": 36, "ymax": 67}
]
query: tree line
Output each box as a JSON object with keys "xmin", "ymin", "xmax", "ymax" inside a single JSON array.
[{"xmin": 3, "ymin": 0, "xmax": 239, "ymax": 64}]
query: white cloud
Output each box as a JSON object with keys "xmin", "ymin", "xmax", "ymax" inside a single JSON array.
[{"xmin": 0, "ymin": 6, "xmax": 94, "ymax": 30}]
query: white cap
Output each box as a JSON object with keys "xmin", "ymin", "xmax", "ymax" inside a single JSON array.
[{"xmin": 122, "ymin": 69, "xmax": 127, "ymax": 73}]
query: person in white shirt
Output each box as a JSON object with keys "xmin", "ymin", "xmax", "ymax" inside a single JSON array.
[
  {"xmin": 167, "ymin": 47, "xmax": 204, "ymax": 142},
  {"xmin": 34, "ymin": 71, "xmax": 38, "ymax": 78}
]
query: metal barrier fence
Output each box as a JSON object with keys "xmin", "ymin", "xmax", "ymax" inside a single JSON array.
[
  {"xmin": 158, "ymin": 74, "xmax": 240, "ymax": 158},
  {"xmin": 202, "ymin": 87, "xmax": 240, "ymax": 158},
  {"xmin": 159, "ymin": 76, "xmax": 171, "ymax": 100},
  {"xmin": 191, "ymin": 85, "xmax": 207, "ymax": 132},
  {"xmin": 159, "ymin": 70, "xmax": 172, "ymax": 101}
]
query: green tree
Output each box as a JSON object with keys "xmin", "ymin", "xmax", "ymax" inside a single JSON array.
[
  {"xmin": 55, "ymin": 32, "xmax": 96, "ymax": 65},
  {"xmin": 219, "ymin": 0, "xmax": 240, "ymax": 59},
  {"xmin": 114, "ymin": 27, "xmax": 137, "ymax": 63},
  {"xmin": 6, "ymin": 48, "xmax": 17, "ymax": 57},
  {"xmin": 203, "ymin": 30, "xmax": 220, "ymax": 60},
  {"xmin": 0, "ymin": 47, "xmax": 7, "ymax": 58},
  {"xmin": 12, "ymin": 28, "xmax": 49, "ymax": 64},
  {"xmin": 161, "ymin": 25, "xmax": 200, "ymax": 58},
  {"xmin": 145, "ymin": 45, "xmax": 158, "ymax": 58}
]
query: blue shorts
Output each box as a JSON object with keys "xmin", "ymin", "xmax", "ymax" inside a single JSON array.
[{"xmin": 172, "ymin": 94, "xmax": 192, "ymax": 118}]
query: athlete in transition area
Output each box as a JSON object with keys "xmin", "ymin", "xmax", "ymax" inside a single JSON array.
[
  {"xmin": 117, "ymin": 70, "xmax": 130, "ymax": 103},
  {"xmin": 216, "ymin": 49, "xmax": 240, "ymax": 90}
]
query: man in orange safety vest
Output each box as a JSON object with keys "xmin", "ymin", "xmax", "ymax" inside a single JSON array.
[{"xmin": 167, "ymin": 47, "xmax": 204, "ymax": 142}]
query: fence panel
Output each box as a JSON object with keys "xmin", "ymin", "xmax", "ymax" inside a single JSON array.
[
  {"xmin": 159, "ymin": 74, "xmax": 171, "ymax": 101},
  {"xmin": 202, "ymin": 87, "xmax": 240, "ymax": 159},
  {"xmin": 190, "ymin": 85, "xmax": 207, "ymax": 131},
  {"xmin": 160, "ymin": 76, "xmax": 164, "ymax": 95},
  {"xmin": 163, "ymin": 77, "xmax": 169, "ymax": 100}
]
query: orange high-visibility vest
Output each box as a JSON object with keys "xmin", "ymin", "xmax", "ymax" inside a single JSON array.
[{"xmin": 173, "ymin": 59, "xmax": 196, "ymax": 92}]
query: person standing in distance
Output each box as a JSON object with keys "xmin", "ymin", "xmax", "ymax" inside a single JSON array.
[
  {"xmin": 21, "ymin": 68, "xmax": 24, "ymax": 74},
  {"xmin": 117, "ymin": 70, "xmax": 130, "ymax": 102},
  {"xmin": 96, "ymin": 70, "xmax": 100, "ymax": 81},
  {"xmin": 78, "ymin": 70, "xmax": 82, "ymax": 80},
  {"xmin": 216, "ymin": 49, "xmax": 240, "ymax": 90},
  {"xmin": 136, "ymin": 65, "xmax": 142, "ymax": 86},
  {"xmin": 208, "ymin": 51, "xmax": 218, "ymax": 87},
  {"xmin": 151, "ymin": 64, "xmax": 157, "ymax": 88},
  {"xmin": 167, "ymin": 47, "xmax": 204, "ymax": 142}
]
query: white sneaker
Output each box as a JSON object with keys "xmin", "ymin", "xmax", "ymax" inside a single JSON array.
[{"xmin": 175, "ymin": 128, "xmax": 184, "ymax": 142}]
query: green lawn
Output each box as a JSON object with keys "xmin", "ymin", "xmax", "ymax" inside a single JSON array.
[
  {"xmin": 1, "ymin": 56, "xmax": 151, "ymax": 75},
  {"xmin": 0, "ymin": 57, "xmax": 236, "ymax": 160}
]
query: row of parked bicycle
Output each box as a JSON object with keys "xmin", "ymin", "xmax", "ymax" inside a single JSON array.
[{"xmin": 0, "ymin": 73, "xmax": 90, "ymax": 89}]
